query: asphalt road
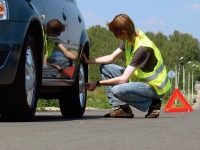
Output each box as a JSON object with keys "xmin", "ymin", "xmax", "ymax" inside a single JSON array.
[{"xmin": 0, "ymin": 106, "xmax": 200, "ymax": 150}]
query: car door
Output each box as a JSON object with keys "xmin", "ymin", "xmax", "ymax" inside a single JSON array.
[
  {"xmin": 41, "ymin": 0, "xmax": 72, "ymax": 79},
  {"xmin": 61, "ymin": 0, "xmax": 83, "ymax": 44}
]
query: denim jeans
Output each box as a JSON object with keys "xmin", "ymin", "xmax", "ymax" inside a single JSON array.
[
  {"xmin": 43, "ymin": 57, "xmax": 72, "ymax": 77},
  {"xmin": 100, "ymin": 64, "xmax": 163, "ymax": 112}
]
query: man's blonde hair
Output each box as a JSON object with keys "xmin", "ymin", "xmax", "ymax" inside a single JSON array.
[{"xmin": 107, "ymin": 14, "xmax": 136, "ymax": 45}]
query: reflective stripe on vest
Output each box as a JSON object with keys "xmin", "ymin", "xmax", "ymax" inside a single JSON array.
[
  {"xmin": 141, "ymin": 63, "xmax": 168, "ymax": 89},
  {"xmin": 142, "ymin": 63, "xmax": 164, "ymax": 81}
]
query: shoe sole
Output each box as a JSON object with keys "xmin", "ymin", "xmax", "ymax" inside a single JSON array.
[
  {"xmin": 145, "ymin": 114, "xmax": 159, "ymax": 118},
  {"xmin": 104, "ymin": 114, "xmax": 134, "ymax": 118},
  {"xmin": 145, "ymin": 110, "xmax": 160, "ymax": 118}
]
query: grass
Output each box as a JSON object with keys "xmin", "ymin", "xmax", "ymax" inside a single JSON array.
[
  {"xmin": 36, "ymin": 89, "xmax": 194, "ymax": 110},
  {"xmin": 36, "ymin": 87, "xmax": 111, "ymax": 110},
  {"xmin": 86, "ymin": 87, "xmax": 111, "ymax": 109},
  {"xmin": 36, "ymin": 99, "xmax": 59, "ymax": 111}
]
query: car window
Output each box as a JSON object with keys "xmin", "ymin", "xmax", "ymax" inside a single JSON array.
[{"xmin": 61, "ymin": 0, "xmax": 82, "ymax": 43}]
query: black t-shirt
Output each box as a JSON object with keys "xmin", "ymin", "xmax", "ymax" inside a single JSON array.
[{"xmin": 119, "ymin": 41, "xmax": 158, "ymax": 72}]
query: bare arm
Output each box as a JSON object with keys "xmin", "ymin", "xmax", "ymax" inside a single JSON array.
[
  {"xmin": 43, "ymin": 54, "xmax": 47, "ymax": 63},
  {"xmin": 98, "ymin": 65, "xmax": 136, "ymax": 85},
  {"xmin": 57, "ymin": 43, "xmax": 77, "ymax": 60},
  {"xmin": 82, "ymin": 48, "xmax": 124, "ymax": 64}
]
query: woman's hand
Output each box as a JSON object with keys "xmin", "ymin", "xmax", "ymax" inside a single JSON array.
[
  {"xmin": 82, "ymin": 53, "xmax": 89, "ymax": 64},
  {"xmin": 84, "ymin": 81, "xmax": 97, "ymax": 91}
]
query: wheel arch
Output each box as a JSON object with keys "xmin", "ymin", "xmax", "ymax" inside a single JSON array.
[
  {"xmin": 76, "ymin": 29, "xmax": 90, "ymax": 81},
  {"xmin": 82, "ymin": 41, "xmax": 89, "ymax": 83},
  {"xmin": 26, "ymin": 19, "xmax": 44, "ymax": 98}
]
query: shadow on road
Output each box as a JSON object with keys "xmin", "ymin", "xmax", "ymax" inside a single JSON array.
[
  {"xmin": 0, "ymin": 108, "xmax": 195, "ymax": 122},
  {"xmin": 33, "ymin": 115, "xmax": 104, "ymax": 122},
  {"xmin": 0, "ymin": 111, "xmax": 104, "ymax": 122}
]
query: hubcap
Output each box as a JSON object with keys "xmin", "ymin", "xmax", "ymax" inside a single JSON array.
[
  {"xmin": 79, "ymin": 64, "xmax": 85, "ymax": 108},
  {"xmin": 25, "ymin": 46, "xmax": 36, "ymax": 108}
]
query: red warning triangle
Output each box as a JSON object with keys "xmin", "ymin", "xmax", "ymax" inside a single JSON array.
[
  {"xmin": 62, "ymin": 66, "xmax": 75, "ymax": 78},
  {"xmin": 164, "ymin": 88, "xmax": 193, "ymax": 113}
]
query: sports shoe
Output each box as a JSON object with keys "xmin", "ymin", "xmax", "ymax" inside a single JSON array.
[
  {"xmin": 104, "ymin": 104, "xmax": 134, "ymax": 118},
  {"xmin": 145, "ymin": 99, "xmax": 161, "ymax": 118}
]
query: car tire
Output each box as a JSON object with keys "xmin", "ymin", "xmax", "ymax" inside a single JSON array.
[
  {"xmin": 59, "ymin": 62, "xmax": 87, "ymax": 118},
  {"xmin": 0, "ymin": 34, "xmax": 39, "ymax": 121}
]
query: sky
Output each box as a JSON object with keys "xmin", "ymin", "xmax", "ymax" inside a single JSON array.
[{"xmin": 76, "ymin": 0, "xmax": 200, "ymax": 41}]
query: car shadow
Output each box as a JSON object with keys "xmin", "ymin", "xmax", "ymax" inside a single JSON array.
[
  {"xmin": 0, "ymin": 109, "xmax": 180, "ymax": 122},
  {"xmin": 0, "ymin": 111, "xmax": 104, "ymax": 122}
]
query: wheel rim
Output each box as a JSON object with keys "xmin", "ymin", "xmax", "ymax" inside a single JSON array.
[
  {"xmin": 79, "ymin": 64, "xmax": 85, "ymax": 108},
  {"xmin": 25, "ymin": 45, "xmax": 36, "ymax": 108}
]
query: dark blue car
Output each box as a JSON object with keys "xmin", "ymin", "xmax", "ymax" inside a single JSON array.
[{"xmin": 0, "ymin": 0, "xmax": 89, "ymax": 121}]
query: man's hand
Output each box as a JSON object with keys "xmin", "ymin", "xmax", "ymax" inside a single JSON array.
[{"xmin": 84, "ymin": 81, "xmax": 97, "ymax": 91}]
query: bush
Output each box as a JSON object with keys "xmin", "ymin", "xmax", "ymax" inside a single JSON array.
[{"xmin": 37, "ymin": 99, "xmax": 59, "ymax": 111}]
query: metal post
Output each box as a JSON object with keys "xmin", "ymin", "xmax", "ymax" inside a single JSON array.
[
  {"xmin": 175, "ymin": 66, "xmax": 178, "ymax": 104},
  {"xmin": 170, "ymin": 74, "xmax": 173, "ymax": 96},
  {"xmin": 175, "ymin": 66, "xmax": 178, "ymax": 89},
  {"xmin": 178, "ymin": 64, "xmax": 180, "ymax": 87},
  {"xmin": 192, "ymin": 71, "xmax": 194, "ymax": 99},
  {"xmin": 191, "ymin": 64, "xmax": 196, "ymax": 99},
  {"xmin": 183, "ymin": 66, "xmax": 185, "ymax": 96},
  {"xmin": 188, "ymin": 72, "xmax": 190, "ymax": 101}
]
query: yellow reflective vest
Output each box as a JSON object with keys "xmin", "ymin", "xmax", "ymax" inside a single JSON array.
[
  {"xmin": 45, "ymin": 34, "xmax": 56, "ymax": 58},
  {"xmin": 125, "ymin": 30, "xmax": 171, "ymax": 95}
]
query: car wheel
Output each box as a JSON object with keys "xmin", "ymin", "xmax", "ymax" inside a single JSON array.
[
  {"xmin": 59, "ymin": 63, "xmax": 87, "ymax": 118},
  {"xmin": 0, "ymin": 35, "xmax": 39, "ymax": 121}
]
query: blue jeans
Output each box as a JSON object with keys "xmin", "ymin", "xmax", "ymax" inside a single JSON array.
[
  {"xmin": 43, "ymin": 57, "xmax": 72, "ymax": 77},
  {"xmin": 52, "ymin": 50, "xmax": 65, "ymax": 58},
  {"xmin": 100, "ymin": 64, "xmax": 164, "ymax": 112}
]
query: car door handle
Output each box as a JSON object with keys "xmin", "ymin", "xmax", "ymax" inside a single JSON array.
[
  {"xmin": 62, "ymin": 11, "xmax": 67, "ymax": 21},
  {"xmin": 78, "ymin": 16, "xmax": 81, "ymax": 23}
]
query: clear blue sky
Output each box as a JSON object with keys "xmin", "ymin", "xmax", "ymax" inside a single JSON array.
[{"xmin": 76, "ymin": 0, "xmax": 200, "ymax": 41}]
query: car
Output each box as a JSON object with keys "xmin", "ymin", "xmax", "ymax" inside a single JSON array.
[{"xmin": 0, "ymin": 0, "xmax": 89, "ymax": 121}]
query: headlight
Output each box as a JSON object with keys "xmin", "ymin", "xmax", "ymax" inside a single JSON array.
[{"xmin": 0, "ymin": 0, "xmax": 7, "ymax": 21}]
